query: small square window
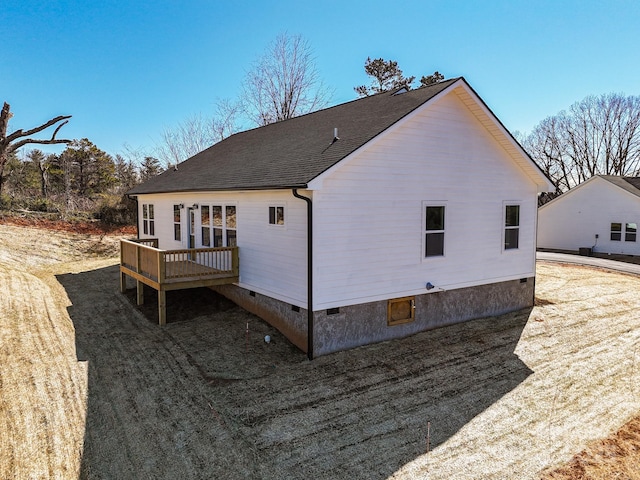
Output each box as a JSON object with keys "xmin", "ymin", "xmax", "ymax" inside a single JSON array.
[{"xmin": 269, "ymin": 206, "xmax": 285, "ymax": 225}]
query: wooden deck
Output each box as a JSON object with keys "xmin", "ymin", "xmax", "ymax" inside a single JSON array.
[{"xmin": 119, "ymin": 239, "xmax": 239, "ymax": 325}]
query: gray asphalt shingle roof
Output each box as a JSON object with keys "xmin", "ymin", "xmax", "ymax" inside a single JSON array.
[
  {"xmin": 600, "ymin": 175, "xmax": 640, "ymax": 199},
  {"xmin": 128, "ymin": 78, "xmax": 461, "ymax": 195}
]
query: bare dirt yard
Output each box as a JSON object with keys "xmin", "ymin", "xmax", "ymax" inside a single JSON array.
[{"xmin": 2, "ymin": 222, "xmax": 640, "ymax": 479}]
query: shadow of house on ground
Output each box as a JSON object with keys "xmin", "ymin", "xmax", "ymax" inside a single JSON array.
[
  {"xmin": 58, "ymin": 264, "xmax": 532, "ymax": 480},
  {"xmin": 122, "ymin": 283, "xmax": 238, "ymax": 325}
]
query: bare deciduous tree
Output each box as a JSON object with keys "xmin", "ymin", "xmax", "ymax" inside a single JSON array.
[
  {"xmin": 243, "ymin": 33, "xmax": 331, "ymax": 126},
  {"xmin": 156, "ymin": 114, "xmax": 215, "ymax": 167},
  {"xmin": 524, "ymin": 93, "xmax": 640, "ymax": 192},
  {"xmin": 155, "ymin": 99, "xmax": 242, "ymax": 167},
  {"xmin": 0, "ymin": 102, "xmax": 71, "ymax": 194}
]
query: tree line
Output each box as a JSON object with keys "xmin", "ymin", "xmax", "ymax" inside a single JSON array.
[
  {"xmin": 7, "ymin": 30, "xmax": 637, "ymax": 221},
  {"xmin": 3, "ymin": 33, "xmax": 446, "ymax": 224},
  {"xmin": 521, "ymin": 93, "xmax": 640, "ymax": 201},
  {"xmin": 1, "ymin": 138, "xmax": 162, "ymax": 223}
]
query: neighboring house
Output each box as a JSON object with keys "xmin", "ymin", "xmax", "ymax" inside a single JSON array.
[
  {"xmin": 127, "ymin": 77, "xmax": 553, "ymax": 357},
  {"xmin": 538, "ymin": 175, "xmax": 640, "ymax": 255}
]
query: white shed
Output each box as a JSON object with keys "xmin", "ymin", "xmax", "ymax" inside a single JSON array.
[
  {"xmin": 126, "ymin": 77, "xmax": 553, "ymax": 357},
  {"xmin": 538, "ymin": 175, "xmax": 640, "ymax": 255}
]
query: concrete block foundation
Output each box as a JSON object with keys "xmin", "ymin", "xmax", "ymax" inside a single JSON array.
[{"xmin": 213, "ymin": 277, "xmax": 535, "ymax": 357}]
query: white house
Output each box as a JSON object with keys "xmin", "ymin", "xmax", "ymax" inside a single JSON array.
[
  {"xmin": 127, "ymin": 77, "xmax": 553, "ymax": 357},
  {"xmin": 538, "ymin": 175, "xmax": 640, "ymax": 255}
]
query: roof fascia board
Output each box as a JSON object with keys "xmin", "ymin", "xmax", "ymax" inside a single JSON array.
[
  {"xmin": 307, "ymin": 79, "xmax": 464, "ymax": 190},
  {"xmin": 129, "ymin": 185, "xmax": 307, "ymax": 196},
  {"xmin": 453, "ymin": 80, "xmax": 555, "ymax": 192}
]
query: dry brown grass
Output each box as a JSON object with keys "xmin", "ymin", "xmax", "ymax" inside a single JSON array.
[
  {"xmin": 2, "ymin": 223, "xmax": 640, "ymax": 479},
  {"xmin": 541, "ymin": 416, "xmax": 640, "ymax": 479}
]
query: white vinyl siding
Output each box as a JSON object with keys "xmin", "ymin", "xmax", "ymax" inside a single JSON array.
[
  {"xmin": 312, "ymin": 91, "xmax": 537, "ymax": 309},
  {"xmin": 135, "ymin": 191, "xmax": 308, "ymax": 306}
]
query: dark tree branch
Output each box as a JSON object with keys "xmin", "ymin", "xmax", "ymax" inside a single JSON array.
[
  {"xmin": 9, "ymin": 137, "xmax": 71, "ymax": 152},
  {"xmin": 0, "ymin": 102, "xmax": 72, "ymax": 195},
  {"xmin": 6, "ymin": 115, "xmax": 72, "ymax": 143},
  {"xmin": 8, "ymin": 120, "xmax": 71, "ymax": 153}
]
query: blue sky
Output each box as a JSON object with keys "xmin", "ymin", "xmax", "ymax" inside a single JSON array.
[{"xmin": 3, "ymin": 0, "xmax": 640, "ymax": 160}]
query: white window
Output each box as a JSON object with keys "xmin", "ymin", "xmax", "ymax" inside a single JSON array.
[
  {"xmin": 201, "ymin": 204, "xmax": 236, "ymax": 247},
  {"xmin": 626, "ymin": 223, "xmax": 637, "ymax": 242},
  {"xmin": 612, "ymin": 222, "xmax": 637, "ymax": 242},
  {"xmin": 269, "ymin": 206, "xmax": 285, "ymax": 226},
  {"xmin": 173, "ymin": 205, "xmax": 181, "ymax": 241},
  {"xmin": 611, "ymin": 222, "xmax": 622, "ymax": 241},
  {"xmin": 504, "ymin": 204, "xmax": 520, "ymax": 250},
  {"xmin": 424, "ymin": 204, "xmax": 445, "ymax": 257},
  {"xmin": 142, "ymin": 203, "xmax": 154, "ymax": 236}
]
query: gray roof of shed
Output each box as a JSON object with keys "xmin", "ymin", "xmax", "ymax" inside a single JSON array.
[
  {"xmin": 599, "ymin": 175, "xmax": 640, "ymax": 199},
  {"xmin": 128, "ymin": 78, "xmax": 461, "ymax": 195}
]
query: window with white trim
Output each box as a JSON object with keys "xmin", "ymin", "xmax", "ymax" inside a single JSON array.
[
  {"xmin": 173, "ymin": 205, "xmax": 181, "ymax": 241},
  {"xmin": 424, "ymin": 205, "xmax": 445, "ymax": 257},
  {"xmin": 611, "ymin": 222, "xmax": 622, "ymax": 241},
  {"xmin": 142, "ymin": 203, "xmax": 155, "ymax": 236},
  {"xmin": 269, "ymin": 206, "xmax": 285, "ymax": 225},
  {"xmin": 201, "ymin": 204, "xmax": 236, "ymax": 247},
  {"xmin": 612, "ymin": 222, "xmax": 637, "ymax": 242},
  {"xmin": 626, "ymin": 223, "xmax": 637, "ymax": 242},
  {"xmin": 504, "ymin": 205, "xmax": 520, "ymax": 250}
]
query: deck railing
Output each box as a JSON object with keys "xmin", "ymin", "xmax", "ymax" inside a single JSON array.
[{"xmin": 120, "ymin": 239, "xmax": 239, "ymax": 284}]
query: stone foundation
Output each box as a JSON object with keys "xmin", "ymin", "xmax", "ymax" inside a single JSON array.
[{"xmin": 213, "ymin": 277, "xmax": 535, "ymax": 357}]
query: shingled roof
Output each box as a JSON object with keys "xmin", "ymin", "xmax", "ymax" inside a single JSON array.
[
  {"xmin": 129, "ymin": 78, "xmax": 464, "ymax": 195},
  {"xmin": 599, "ymin": 175, "xmax": 640, "ymax": 199}
]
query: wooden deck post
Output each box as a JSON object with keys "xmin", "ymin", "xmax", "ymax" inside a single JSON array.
[
  {"xmin": 137, "ymin": 281, "xmax": 144, "ymax": 305},
  {"xmin": 232, "ymin": 247, "xmax": 239, "ymax": 275},
  {"xmin": 157, "ymin": 250, "xmax": 167, "ymax": 325},
  {"xmin": 158, "ymin": 290, "xmax": 166, "ymax": 326},
  {"xmin": 119, "ymin": 240, "xmax": 125, "ymax": 292}
]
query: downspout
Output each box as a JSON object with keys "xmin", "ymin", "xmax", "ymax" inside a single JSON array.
[
  {"xmin": 292, "ymin": 188, "xmax": 313, "ymax": 360},
  {"xmin": 128, "ymin": 194, "xmax": 139, "ymax": 239}
]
